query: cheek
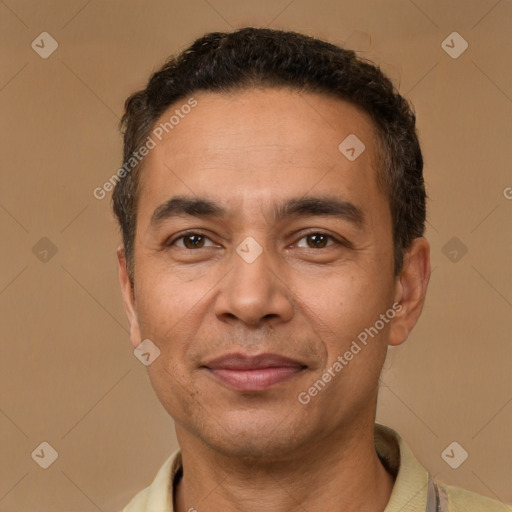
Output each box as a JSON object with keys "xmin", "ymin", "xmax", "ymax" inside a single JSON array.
[
  {"xmin": 145, "ymin": 362, "xmax": 195, "ymax": 425},
  {"xmin": 301, "ymin": 265, "xmax": 393, "ymax": 353},
  {"xmin": 313, "ymin": 270, "xmax": 373, "ymax": 324},
  {"xmin": 134, "ymin": 270, "xmax": 200, "ymax": 353}
]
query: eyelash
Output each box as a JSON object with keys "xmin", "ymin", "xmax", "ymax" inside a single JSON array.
[{"xmin": 166, "ymin": 230, "xmax": 347, "ymax": 250}]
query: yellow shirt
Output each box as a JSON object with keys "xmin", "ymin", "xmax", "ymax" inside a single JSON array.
[{"xmin": 122, "ymin": 424, "xmax": 511, "ymax": 511}]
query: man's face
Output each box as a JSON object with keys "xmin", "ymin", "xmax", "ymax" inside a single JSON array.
[{"xmin": 119, "ymin": 88, "xmax": 420, "ymax": 459}]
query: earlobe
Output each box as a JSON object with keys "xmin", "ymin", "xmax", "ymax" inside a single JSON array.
[
  {"xmin": 116, "ymin": 245, "xmax": 142, "ymax": 348},
  {"xmin": 388, "ymin": 237, "xmax": 431, "ymax": 347}
]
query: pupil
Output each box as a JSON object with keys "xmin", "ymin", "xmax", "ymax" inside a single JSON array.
[
  {"xmin": 186, "ymin": 235, "xmax": 203, "ymax": 248},
  {"xmin": 183, "ymin": 234, "xmax": 327, "ymax": 249},
  {"xmin": 309, "ymin": 234, "xmax": 326, "ymax": 248}
]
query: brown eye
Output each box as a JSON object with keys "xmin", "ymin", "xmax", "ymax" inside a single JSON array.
[
  {"xmin": 297, "ymin": 233, "xmax": 335, "ymax": 249},
  {"xmin": 171, "ymin": 234, "xmax": 215, "ymax": 249},
  {"xmin": 183, "ymin": 235, "xmax": 205, "ymax": 249}
]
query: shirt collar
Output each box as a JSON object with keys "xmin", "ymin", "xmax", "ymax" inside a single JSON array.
[{"xmin": 123, "ymin": 423, "xmax": 430, "ymax": 512}]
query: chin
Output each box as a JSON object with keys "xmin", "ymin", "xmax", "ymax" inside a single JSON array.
[
  {"xmin": 198, "ymin": 411, "xmax": 313, "ymax": 461},
  {"xmin": 207, "ymin": 432, "xmax": 302, "ymax": 461}
]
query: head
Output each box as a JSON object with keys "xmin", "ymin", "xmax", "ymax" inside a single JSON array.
[{"xmin": 113, "ymin": 28, "xmax": 430, "ymax": 460}]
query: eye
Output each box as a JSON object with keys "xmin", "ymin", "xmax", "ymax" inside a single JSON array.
[
  {"xmin": 296, "ymin": 232, "xmax": 337, "ymax": 249},
  {"xmin": 166, "ymin": 231, "xmax": 346, "ymax": 251},
  {"xmin": 169, "ymin": 233, "xmax": 217, "ymax": 250}
]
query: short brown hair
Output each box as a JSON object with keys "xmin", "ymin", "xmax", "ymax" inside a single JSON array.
[{"xmin": 113, "ymin": 27, "xmax": 426, "ymax": 281}]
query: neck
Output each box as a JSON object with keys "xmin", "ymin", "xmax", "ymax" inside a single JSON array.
[{"xmin": 173, "ymin": 421, "xmax": 394, "ymax": 512}]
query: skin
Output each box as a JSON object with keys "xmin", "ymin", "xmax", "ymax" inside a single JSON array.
[{"xmin": 117, "ymin": 87, "xmax": 431, "ymax": 512}]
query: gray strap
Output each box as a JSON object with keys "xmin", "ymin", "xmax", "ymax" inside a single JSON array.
[
  {"xmin": 426, "ymin": 474, "xmax": 449, "ymax": 512},
  {"xmin": 435, "ymin": 479, "xmax": 450, "ymax": 511},
  {"xmin": 426, "ymin": 474, "xmax": 438, "ymax": 512}
]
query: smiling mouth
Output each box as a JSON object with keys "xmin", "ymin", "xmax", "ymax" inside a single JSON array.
[
  {"xmin": 202, "ymin": 353, "xmax": 307, "ymax": 392},
  {"xmin": 207, "ymin": 366, "xmax": 306, "ymax": 391}
]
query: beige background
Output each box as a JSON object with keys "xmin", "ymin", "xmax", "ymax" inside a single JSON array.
[{"xmin": 1, "ymin": 0, "xmax": 511, "ymax": 510}]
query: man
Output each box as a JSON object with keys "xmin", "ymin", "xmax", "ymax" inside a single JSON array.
[{"xmin": 113, "ymin": 28, "xmax": 509, "ymax": 512}]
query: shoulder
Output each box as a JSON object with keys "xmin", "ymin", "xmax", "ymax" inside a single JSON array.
[
  {"xmin": 121, "ymin": 449, "xmax": 182, "ymax": 512},
  {"xmin": 441, "ymin": 481, "xmax": 512, "ymax": 511},
  {"xmin": 122, "ymin": 487, "xmax": 150, "ymax": 511}
]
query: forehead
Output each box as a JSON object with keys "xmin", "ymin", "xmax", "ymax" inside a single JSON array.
[{"xmin": 136, "ymin": 87, "xmax": 387, "ymax": 225}]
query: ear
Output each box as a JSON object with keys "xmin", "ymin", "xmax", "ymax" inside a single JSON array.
[
  {"xmin": 388, "ymin": 237, "xmax": 431, "ymax": 347},
  {"xmin": 117, "ymin": 245, "xmax": 142, "ymax": 349}
]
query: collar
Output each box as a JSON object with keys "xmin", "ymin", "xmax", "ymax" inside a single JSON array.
[{"xmin": 123, "ymin": 424, "xmax": 432, "ymax": 512}]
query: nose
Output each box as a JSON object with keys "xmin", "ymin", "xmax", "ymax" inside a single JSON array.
[{"xmin": 214, "ymin": 241, "xmax": 294, "ymax": 328}]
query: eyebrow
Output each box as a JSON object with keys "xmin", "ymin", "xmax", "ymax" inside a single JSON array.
[{"xmin": 150, "ymin": 195, "xmax": 365, "ymax": 228}]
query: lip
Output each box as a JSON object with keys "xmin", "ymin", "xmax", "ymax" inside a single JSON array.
[{"xmin": 203, "ymin": 353, "xmax": 307, "ymax": 391}]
